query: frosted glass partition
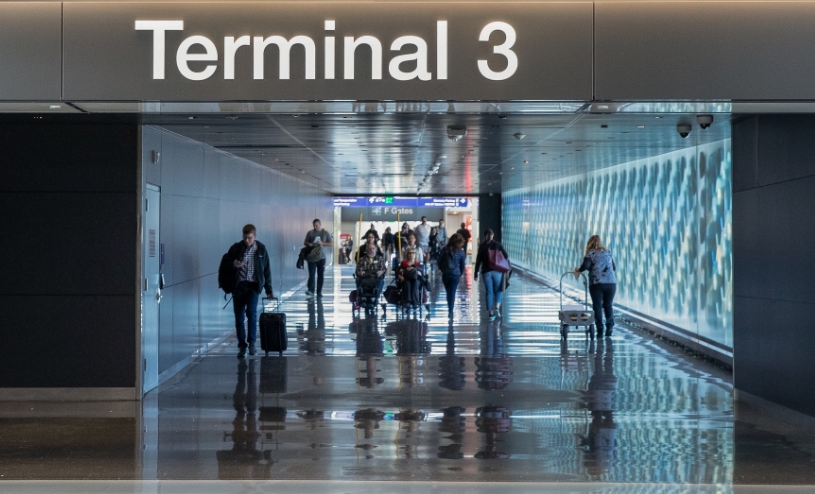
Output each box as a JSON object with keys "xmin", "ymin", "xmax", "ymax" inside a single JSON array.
[{"xmin": 503, "ymin": 139, "xmax": 732, "ymax": 349}]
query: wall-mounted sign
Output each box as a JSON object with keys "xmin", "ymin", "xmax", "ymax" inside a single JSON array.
[
  {"xmin": 63, "ymin": 3, "xmax": 593, "ymax": 101},
  {"xmin": 334, "ymin": 196, "xmax": 470, "ymax": 208}
]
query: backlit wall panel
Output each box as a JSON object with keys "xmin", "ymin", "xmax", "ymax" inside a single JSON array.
[{"xmin": 504, "ymin": 139, "xmax": 732, "ymax": 348}]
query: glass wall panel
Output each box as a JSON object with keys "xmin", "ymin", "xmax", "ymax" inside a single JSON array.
[{"xmin": 503, "ymin": 139, "xmax": 732, "ymax": 348}]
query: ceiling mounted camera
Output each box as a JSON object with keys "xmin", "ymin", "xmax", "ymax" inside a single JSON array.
[
  {"xmin": 697, "ymin": 114, "xmax": 714, "ymax": 129},
  {"xmin": 447, "ymin": 125, "xmax": 467, "ymax": 142},
  {"xmin": 676, "ymin": 123, "xmax": 692, "ymax": 139}
]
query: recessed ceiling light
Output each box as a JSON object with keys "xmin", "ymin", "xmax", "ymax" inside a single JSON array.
[
  {"xmin": 637, "ymin": 125, "xmax": 645, "ymax": 129},
  {"xmin": 655, "ymin": 116, "xmax": 662, "ymax": 119},
  {"xmin": 188, "ymin": 116, "xmax": 196, "ymax": 120},
  {"xmin": 524, "ymin": 160, "xmax": 529, "ymax": 164}
]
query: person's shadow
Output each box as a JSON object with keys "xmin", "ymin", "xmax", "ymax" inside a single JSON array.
[
  {"xmin": 301, "ymin": 299, "xmax": 326, "ymax": 355},
  {"xmin": 216, "ymin": 359, "xmax": 271, "ymax": 478},
  {"xmin": 581, "ymin": 338, "xmax": 618, "ymax": 475},
  {"xmin": 354, "ymin": 315, "xmax": 384, "ymax": 388},
  {"xmin": 439, "ymin": 324, "xmax": 466, "ymax": 390},
  {"xmin": 437, "ymin": 406, "xmax": 466, "ymax": 459},
  {"xmin": 474, "ymin": 405, "xmax": 512, "ymax": 459},
  {"xmin": 475, "ymin": 319, "xmax": 513, "ymax": 390}
]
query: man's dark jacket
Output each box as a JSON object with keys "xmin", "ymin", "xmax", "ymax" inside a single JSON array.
[{"xmin": 227, "ymin": 240, "xmax": 272, "ymax": 295}]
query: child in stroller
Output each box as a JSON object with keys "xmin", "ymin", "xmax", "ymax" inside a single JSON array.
[
  {"xmin": 395, "ymin": 249, "xmax": 430, "ymax": 313},
  {"xmin": 354, "ymin": 242, "xmax": 387, "ymax": 315}
]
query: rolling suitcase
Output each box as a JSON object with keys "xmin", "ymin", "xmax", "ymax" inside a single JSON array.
[{"xmin": 260, "ymin": 297, "xmax": 288, "ymax": 356}]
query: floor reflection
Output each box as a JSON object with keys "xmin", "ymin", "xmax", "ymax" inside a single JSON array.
[{"xmin": 10, "ymin": 265, "xmax": 815, "ymax": 486}]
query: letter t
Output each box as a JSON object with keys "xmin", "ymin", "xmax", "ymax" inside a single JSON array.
[{"xmin": 135, "ymin": 20, "xmax": 184, "ymax": 79}]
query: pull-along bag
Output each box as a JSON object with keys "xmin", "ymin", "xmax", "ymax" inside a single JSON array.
[{"xmin": 260, "ymin": 297, "xmax": 288, "ymax": 356}]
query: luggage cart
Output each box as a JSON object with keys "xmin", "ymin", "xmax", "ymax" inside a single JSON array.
[{"xmin": 559, "ymin": 271, "xmax": 595, "ymax": 339}]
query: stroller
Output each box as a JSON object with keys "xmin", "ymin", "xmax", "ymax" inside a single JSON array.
[{"xmin": 351, "ymin": 273, "xmax": 385, "ymax": 317}]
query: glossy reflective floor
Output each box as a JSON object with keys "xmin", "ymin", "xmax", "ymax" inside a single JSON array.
[{"xmin": 2, "ymin": 265, "xmax": 815, "ymax": 493}]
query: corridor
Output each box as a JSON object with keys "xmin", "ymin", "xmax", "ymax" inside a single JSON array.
[{"xmin": 0, "ymin": 266, "xmax": 812, "ymax": 492}]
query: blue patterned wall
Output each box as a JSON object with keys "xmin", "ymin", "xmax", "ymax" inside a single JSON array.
[{"xmin": 503, "ymin": 139, "xmax": 732, "ymax": 348}]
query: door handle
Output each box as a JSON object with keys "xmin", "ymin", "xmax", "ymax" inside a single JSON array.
[{"xmin": 156, "ymin": 287, "xmax": 162, "ymax": 304}]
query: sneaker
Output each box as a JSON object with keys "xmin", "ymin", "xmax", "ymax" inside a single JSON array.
[
  {"xmin": 494, "ymin": 306, "xmax": 501, "ymax": 317},
  {"xmin": 237, "ymin": 348, "xmax": 247, "ymax": 359},
  {"xmin": 305, "ymin": 291, "xmax": 315, "ymax": 298},
  {"xmin": 316, "ymin": 293, "xmax": 323, "ymax": 298},
  {"xmin": 248, "ymin": 345, "xmax": 256, "ymax": 356},
  {"xmin": 489, "ymin": 311, "xmax": 496, "ymax": 321}
]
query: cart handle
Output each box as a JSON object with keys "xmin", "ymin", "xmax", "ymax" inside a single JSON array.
[{"xmin": 559, "ymin": 271, "xmax": 589, "ymax": 309}]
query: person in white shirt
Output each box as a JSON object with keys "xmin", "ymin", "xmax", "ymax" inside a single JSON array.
[{"xmin": 414, "ymin": 216, "xmax": 432, "ymax": 264}]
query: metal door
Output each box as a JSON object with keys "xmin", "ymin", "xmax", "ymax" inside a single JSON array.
[{"xmin": 142, "ymin": 185, "xmax": 161, "ymax": 394}]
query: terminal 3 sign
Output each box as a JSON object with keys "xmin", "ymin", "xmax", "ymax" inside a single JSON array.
[{"xmin": 61, "ymin": 3, "xmax": 593, "ymax": 101}]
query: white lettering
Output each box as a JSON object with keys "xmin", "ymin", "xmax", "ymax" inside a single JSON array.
[
  {"xmin": 224, "ymin": 36, "xmax": 251, "ymax": 80},
  {"xmin": 344, "ymin": 36, "xmax": 382, "ymax": 80},
  {"xmin": 325, "ymin": 20, "xmax": 335, "ymax": 79},
  {"xmin": 176, "ymin": 36, "xmax": 218, "ymax": 81},
  {"xmin": 253, "ymin": 35, "xmax": 316, "ymax": 80},
  {"xmin": 477, "ymin": 21, "xmax": 518, "ymax": 81},
  {"xmin": 437, "ymin": 21, "xmax": 448, "ymax": 80},
  {"xmin": 389, "ymin": 36, "xmax": 431, "ymax": 81},
  {"xmin": 135, "ymin": 20, "xmax": 184, "ymax": 80}
]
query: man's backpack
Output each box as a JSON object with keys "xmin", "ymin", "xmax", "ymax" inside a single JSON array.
[
  {"xmin": 218, "ymin": 252, "xmax": 238, "ymax": 294},
  {"xmin": 438, "ymin": 250, "xmax": 453, "ymax": 274}
]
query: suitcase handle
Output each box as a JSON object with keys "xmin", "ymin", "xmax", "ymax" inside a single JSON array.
[{"xmin": 262, "ymin": 297, "xmax": 280, "ymax": 313}]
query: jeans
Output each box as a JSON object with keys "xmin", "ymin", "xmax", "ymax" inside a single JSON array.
[
  {"xmin": 233, "ymin": 281, "xmax": 259, "ymax": 349},
  {"xmin": 442, "ymin": 273, "xmax": 461, "ymax": 317},
  {"xmin": 589, "ymin": 283, "xmax": 616, "ymax": 333},
  {"xmin": 482, "ymin": 271, "xmax": 504, "ymax": 311},
  {"xmin": 307, "ymin": 258, "xmax": 326, "ymax": 294}
]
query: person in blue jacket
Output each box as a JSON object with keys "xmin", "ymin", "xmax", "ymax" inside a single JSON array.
[{"xmin": 439, "ymin": 233, "xmax": 467, "ymax": 322}]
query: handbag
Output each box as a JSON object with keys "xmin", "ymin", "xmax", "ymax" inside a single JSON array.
[{"xmin": 487, "ymin": 247, "xmax": 511, "ymax": 273}]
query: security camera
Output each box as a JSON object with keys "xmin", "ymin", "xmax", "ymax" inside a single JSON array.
[
  {"xmin": 447, "ymin": 125, "xmax": 467, "ymax": 142},
  {"xmin": 677, "ymin": 123, "xmax": 692, "ymax": 138},
  {"xmin": 697, "ymin": 114, "xmax": 713, "ymax": 129}
]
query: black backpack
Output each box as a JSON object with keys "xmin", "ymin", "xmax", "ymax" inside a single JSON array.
[
  {"xmin": 218, "ymin": 252, "xmax": 238, "ymax": 294},
  {"xmin": 438, "ymin": 250, "xmax": 453, "ymax": 274}
]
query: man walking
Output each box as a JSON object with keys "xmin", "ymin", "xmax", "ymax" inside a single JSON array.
[
  {"xmin": 437, "ymin": 218, "xmax": 448, "ymax": 246},
  {"xmin": 226, "ymin": 224, "xmax": 273, "ymax": 359},
  {"xmin": 414, "ymin": 216, "xmax": 432, "ymax": 264},
  {"xmin": 304, "ymin": 218, "xmax": 333, "ymax": 298}
]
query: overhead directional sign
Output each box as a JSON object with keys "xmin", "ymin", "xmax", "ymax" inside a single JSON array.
[{"xmin": 334, "ymin": 197, "xmax": 470, "ymax": 208}]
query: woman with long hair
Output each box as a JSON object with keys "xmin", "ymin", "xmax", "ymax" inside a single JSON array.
[
  {"xmin": 575, "ymin": 235, "xmax": 617, "ymax": 338},
  {"xmin": 440, "ymin": 233, "xmax": 467, "ymax": 321},
  {"xmin": 401, "ymin": 232, "xmax": 425, "ymax": 266},
  {"xmin": 474, "ymin": 228, "xmax": 510, "ymax": 320}
]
